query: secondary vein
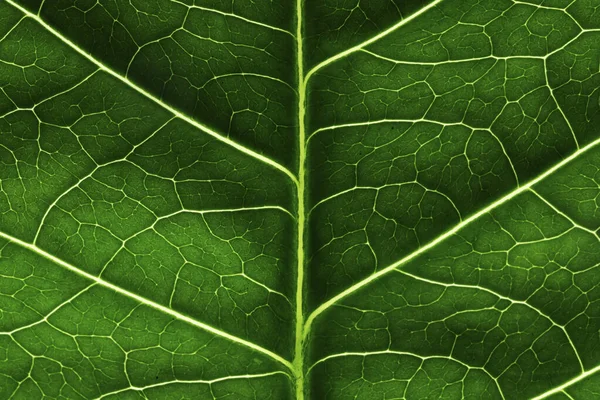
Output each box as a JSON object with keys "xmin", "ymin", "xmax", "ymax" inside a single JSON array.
[
  {"xmin": 5, "ymin": 0, "xmax": 298, "ymax": 186},
  {"xmin": 531, "ymin": 364, "xmax": 600, "ymax": 399},
  {"xmin": 304, "ymin": 130, "xmax": 600, "ymax": 335},
  {"xmin": 304, "ymin": 0, "xmax": 445, "ymax": 81},
  {"xmin": 0, "ymin": 229, "xmax": 295, "ymax": 372}
]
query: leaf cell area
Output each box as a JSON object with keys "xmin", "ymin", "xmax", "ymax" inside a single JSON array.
[{"xmin": 0, "ymin": 0, "xmax": 599, "ymax": 399}]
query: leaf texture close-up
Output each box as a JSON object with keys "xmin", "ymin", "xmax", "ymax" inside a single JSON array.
[{"xmin": 0, "ymin": 0, "xmax": 599, "ymax": 398}]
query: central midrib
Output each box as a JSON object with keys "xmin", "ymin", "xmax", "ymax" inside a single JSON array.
[
  {"xmin": 293, "ymin": 0, "xmax": 308, "ymax": 397},
  {"xmin": 291, "ymin": 2, "xmax": 449, "ymax": 398},
  {"xmin": 290, "ymin": 1, "xmax": 596, "ymax": 398},
  {"xmin": 6, "ymin": 1, "xmax": 600, "ymax": 398}
]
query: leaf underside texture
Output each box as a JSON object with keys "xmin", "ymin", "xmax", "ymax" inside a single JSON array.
[{"xmin": 0, "ymin": 0, "xmax": 599, "ymax": 399}]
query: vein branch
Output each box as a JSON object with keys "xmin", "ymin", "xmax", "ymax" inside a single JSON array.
[
  {"xmin": 0, "ymin": 229, "xmax": 294, "ymax": 372},
  {"xmin": 305, "ymin": 132, "xmax": 600, "ymax": 333},
  {"xmin": 170, "ymin": 0, "xmax": 295, "ymax": 37},
  {"xmin": 531, "ymin": 364, "xmax": 600, "ymax": 400},
  {"xmin": 304, "ymin": 0, "xmax": 445, "ymax": 83},
  {"xmin": 5, "ymin": 0, "xmax": 298, "ymax": 185},
  {"xmin": 97, "ymin": 371, "xmax": 291, "ymax": 399}
]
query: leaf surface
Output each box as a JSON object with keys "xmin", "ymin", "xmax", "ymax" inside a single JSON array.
[{"xmin": 0, "ymin": 0, "xmax": 599, "ymax": 398}]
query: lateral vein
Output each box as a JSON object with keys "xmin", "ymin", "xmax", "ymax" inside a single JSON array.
[
  {"xmin": 304, "ymin": 0, "xmax": 445, "ymax": 82},
  {"xmin": 395, "ymin": 269, "xmax": 584, "ymax": 373},
  {"xmin": 305, "ymin": 133, "xmax": 600, "ymax": 332},
  {"xmin": 170, "ymin": 0, "xmax": 295, "ymax": 37},
  {"xmin": 5, "ymin": 0, "xmax": 298, "ymax": 185},
  {"xmin": 531, "ymin": 364, "xmax": 600, "ymax": 400},
  {"xmin": 98, "ymin": 371, "xmax": 291, "ymax": 399},
  {"xmin": 0, "ymin": 229, "xmax": 294, "ymax": 372}
]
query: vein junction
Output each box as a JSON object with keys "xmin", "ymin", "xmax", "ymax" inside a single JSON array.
[{"xmin": 2, "ymin": 0, "xmax": 600, "ymax": 398}]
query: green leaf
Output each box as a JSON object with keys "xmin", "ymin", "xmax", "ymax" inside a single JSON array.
[{"xmin": 0, "ymin": 0, "xmax": 599, "ymax": 398}]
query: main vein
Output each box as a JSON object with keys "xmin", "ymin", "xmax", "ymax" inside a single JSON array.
[
  {"xmin": 293, "ymin": 0, "xmax": 307, "ymax": 397},
  {"xmin": 0, "ymin": 229, "xmax": 294, "ymax": 371},
  {"xmin": 5, "ymin": 0, "xmax": 298, "ymax": 185}
]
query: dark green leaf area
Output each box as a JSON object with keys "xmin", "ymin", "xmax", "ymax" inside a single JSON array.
[
  {"xmin": 547, "ymin": 32, "xmax": 600, "ymax": 147},
  {"xmin": 38, "ymin": 173, "xmax": 294, "ymax": 357},
  {"xmin": 566, "ymin": 0, "xmax": 600, "ymax": 29},
  {"xmin": 4, "ymin": 283, "xmax": 285, "ymax": 399},
  {"xmin": 366, "ymin": 0, "xmax": 582, "ymax": 61},
  {"xmin": 307, "ymin": 181, "xmax": 462, "ymax": 308},
  {"xmin": 127, "ymin": 119, "xmax": 294, "ymax": 212},
  {"xmin": 0, "ymin": 17, "xmax": 96, "ymax": 240},
  {"xmin": 304, "ymin": 0, "xmax": 600, "ymax": 310},
  {"xmin": 101, "ymin": 210, "xmax": 295, "ymax": 357},
  {"xmin": 536, "ymin": 149, "xmax": 600, "ymax": 231},
  {"xmin": 0, "ymin": 241, "xmax": 89, "ymax": 333},
  {"xmin": 18, "ymin": 0, "xmax": 299, "ymax": 169},
  {"xmin": 306, "ymin": 53, "xmax": 574, "ymax": 306},
  {"xmin": 311, "ymin": 190, "xmax": 600, "ymax": 399},
  {"xmin": 101, "ymin": 375, "xmax": 293, "ymax": 400},
  {"xmin": 308, "ymin": 54, "xmax": 575, "ymax": 183},
  {"xmin": 0, "ymin": 3, "xmax": 23, "ymax": 42},
  {"xmin": 33, "ymin": 73, "xmax": 172, "ymax": 165},
  {"xmin": 0, "ymin": 18, "xmax": 96, "ymax": 110},
  {"xmin": 310, "ymin": 354, "xmax": 503, "ymax": 399},
  {"xmin": 546, "ymin": 370, "xmax": 600, "ymax": 400},
  {"xmin": 306, "ymin": 62, "xmax": 517, "ymax": 306},
  {"xmin": 309, "ymin": 120, "xmax": 516, "ymax": 214},
  {"xmin": 304, "ymin": 0, "xmax": 436, "ymax": 69},
  {"xmin": 0, "ymin": 32, "xmax": 295, "ymax": 358}
]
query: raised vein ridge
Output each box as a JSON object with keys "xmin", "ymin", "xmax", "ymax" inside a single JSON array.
[
  {"xmin": 0, "ymin": 229, "xmax": 294, "ymax": 371},
  {"xmin": 304, "ymin": 0, "xmax": 445, "ymax": 81},
  {"xmin": 5, "ymin": 0, "xmax": 298, "ymax": 185},
  {"xmin": 305, "ymin": 132, "xmax": 600, "ymax": 333},
  {"xmin": 531, "ymin": 364, "xmax": 600, "ymax": 399}
]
